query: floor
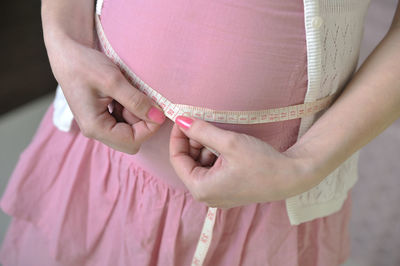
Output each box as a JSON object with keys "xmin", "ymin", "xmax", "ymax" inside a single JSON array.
[{"xmin": 0, "ymin": 0, "xmax": 399, "ymax": 265}]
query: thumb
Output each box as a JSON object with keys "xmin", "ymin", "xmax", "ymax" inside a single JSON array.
[
  {"xmin": 175, "ymin": 115, "xmax": 236, "ymax": 155},
  {"xmin": 105, "ymin": 71, "xmax": 166, "ymax": 125}
]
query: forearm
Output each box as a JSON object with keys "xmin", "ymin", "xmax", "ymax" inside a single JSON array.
[
  {"xmin": 41, "ymin": 0, "xmax": 95, "ymax": 48},
  {"xmin": 285, "ymin": 25, "xmax": 400, "ymax": 190}
]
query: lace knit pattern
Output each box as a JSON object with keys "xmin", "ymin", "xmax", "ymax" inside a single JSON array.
[{"xmin": 285, "ymin": 0, "xmax": 372, "ymax": 224}]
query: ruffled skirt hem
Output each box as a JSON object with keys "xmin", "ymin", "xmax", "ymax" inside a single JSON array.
[{"xmin": 0, "ymin": 102, "xmax": 353, "ymax": 266}]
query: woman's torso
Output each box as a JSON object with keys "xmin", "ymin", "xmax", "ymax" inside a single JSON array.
[{"xmin": 100, "ymin": 0, "xmax": 307, "ymax": 191}]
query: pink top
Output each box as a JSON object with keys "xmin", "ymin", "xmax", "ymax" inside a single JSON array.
[{"xmin": 100, "ymin": 0, "xmax": 308, "ymax": 191}]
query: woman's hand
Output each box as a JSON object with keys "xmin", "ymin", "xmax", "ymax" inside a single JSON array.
[
  {"xmin": 169, "ymin": 116, "xmax": 314, "ymax": 209},
  {"xmin": 43, "ymin": 27, "xmax": 166, "ymax": 154}
]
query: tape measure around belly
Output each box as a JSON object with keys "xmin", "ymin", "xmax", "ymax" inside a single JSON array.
[
  {"xmin": 94, "ymin": 14, "xmax": 340, "ymax": 127},
  {"xmin": 94, "ymin": 13, "xmax": 336, "ymax": 266}
]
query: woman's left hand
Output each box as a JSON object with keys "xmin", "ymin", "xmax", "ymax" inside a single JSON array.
[{"xmin": 169, "ymin": 116, "xmax": 313, "ymax": 210}]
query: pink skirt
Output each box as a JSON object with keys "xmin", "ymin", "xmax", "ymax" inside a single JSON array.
[{"xmin": 0, "ymin": 102, "xmax": 352, "ymax": 266}]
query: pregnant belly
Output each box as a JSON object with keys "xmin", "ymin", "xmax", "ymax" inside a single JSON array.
[{"xmin": 100, "ymin": 0, "xmax": 308, "ymax": 190}]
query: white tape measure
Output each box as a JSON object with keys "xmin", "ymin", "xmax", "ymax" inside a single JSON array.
[
  {"xmin": 94, "ymin": 15, "xmax": 339, "ymax": 127},
  {"xmin": 94, "ymin": 13, "xmax": 338, "ymax": 265}
]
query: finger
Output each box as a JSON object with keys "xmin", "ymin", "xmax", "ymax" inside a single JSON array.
[
  {"xmin": 189, "ymin": 138, "xmax": 203, "ymax": 160},
  {"xmin": 175, "ymin": 116, "xmax": 236, "ymax": 155},
  {"xmin": 198, "ymin": 147, "xmax": 217, "ymax": 166},
  {"xmin": 104, "ymin": 70, "xmax": 166, "ymax": 125},
  {"xmin": 90, "ymin": 107, "xmax": 162, "ymax": 154},
  {"xmin": 169, "ymin": 122, "xmax": 209, "ymax": 189},
  {"xmin": 189, "ymin": 138, "xmax": 204, "ymax": 149},
  {"xmin": 122, "ymin": 106, "xmax": 141, "ymax": 125}
]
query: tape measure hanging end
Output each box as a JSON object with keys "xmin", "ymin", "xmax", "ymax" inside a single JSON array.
[{"xmin": 191, "ymin": 207, "xmax": 218, "ymax": 266}]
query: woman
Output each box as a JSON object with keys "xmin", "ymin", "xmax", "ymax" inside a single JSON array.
[{"xmin": 1, "ymin": 0, "xmax": 399, "ymax": 265}]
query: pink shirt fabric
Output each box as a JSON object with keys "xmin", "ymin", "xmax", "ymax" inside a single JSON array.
[{"xmin": 100, "ymin": 0, "xmax": 308, "ymax": 191}]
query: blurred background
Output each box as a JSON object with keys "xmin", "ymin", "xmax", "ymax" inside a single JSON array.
[{"xmin": 0, "ymin": 0, "xmax": 399, "ymax": 265}]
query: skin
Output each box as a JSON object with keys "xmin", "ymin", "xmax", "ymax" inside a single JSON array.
[
  {"xmin": 42, "ymin": 0, "xmax": 400, "ymax": 209},
  {"xmin": 41, "ymin": 0, "xmax": 166, "ymax": 155},
  {"xmin": 169, "ymin": 1, "xmax": 400, "ymax": 209},
  {"xmin": 169, "ymin": 119, "xmax": 307, "ymax": 209}
]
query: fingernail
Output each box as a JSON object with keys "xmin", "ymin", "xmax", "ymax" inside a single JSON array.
[
  {"xmin": 175, "ymin": 116, "xmax": 193, "ymax": 130},
  {"xmin": 147, "ymin": 106, "xmax": 166, "ymax": 124}
]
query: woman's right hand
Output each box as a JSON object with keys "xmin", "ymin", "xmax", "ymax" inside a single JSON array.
[{"xmin": 43, "ymin": 24, "xmax": 166, "ymax": 155}]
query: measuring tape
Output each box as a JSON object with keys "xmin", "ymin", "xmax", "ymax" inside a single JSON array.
[{"xmin": 94, "ymin": 13, "xmax": 338, "ymax": 265}]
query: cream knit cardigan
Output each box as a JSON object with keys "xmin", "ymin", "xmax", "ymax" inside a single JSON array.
[{"xmin": 52, "ymin": 0, "xmax": 372, "ymax": 225}]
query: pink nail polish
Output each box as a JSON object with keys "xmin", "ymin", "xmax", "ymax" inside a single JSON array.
[
  {"xmin": 175, "ymin": 116, "xmax": 193, "ymax": 130},
  {"xmin": 147, "ymin": 106, "xmax": 166, "ymax": 124}
]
